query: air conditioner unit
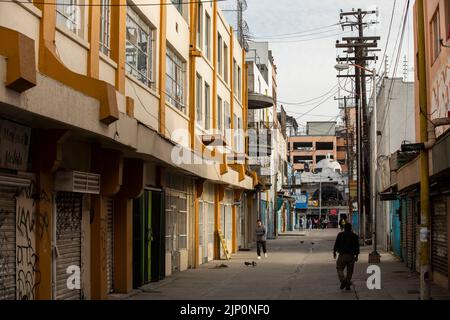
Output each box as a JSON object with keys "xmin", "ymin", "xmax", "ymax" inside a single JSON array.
[{"xmin": 54, "ymin": 170, "xmax": 101, "ymax": 194}]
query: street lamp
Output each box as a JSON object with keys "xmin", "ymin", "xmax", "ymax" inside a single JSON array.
[{"xmin": 335, "ymin": 62, "xmax": 380, "ymax": 263}]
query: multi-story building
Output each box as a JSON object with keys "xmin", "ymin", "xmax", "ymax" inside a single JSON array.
[
  {"xmin": 0, "ymin": 0, "xmax": 255, "ymax": 300},
  {"xmin": 288, "ymin": 122, "xmax": 338, "ymax": 172},
  {"xmin": 371, "ymin": 78, "xmax": 415, "ymax": 255},
  {"xmin": 394, "ymin": 0, "xmax": 450, "ymax": 292},
  {"xmin": 245, "ymin": 41, "xmax": 287, "ymax": 240}
]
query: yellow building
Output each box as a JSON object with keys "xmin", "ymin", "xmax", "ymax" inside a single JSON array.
[{"xmin": 0, "ymin": 0, "xmax": 255, "ymax": 300}]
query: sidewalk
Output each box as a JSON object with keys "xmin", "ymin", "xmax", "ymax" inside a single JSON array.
[{"xmin": 121, "ymin": 229, "xmax": 450, "ymax": 300}]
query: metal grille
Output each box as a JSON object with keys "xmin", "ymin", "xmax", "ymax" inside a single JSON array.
[
  {"xmin": 206, "ymin": 202, "xmax": 214, "ymax": 262},
  {"xmin": 106, "ymin": 198, "xmax": 114, "ymax": 293},
  {"xmin": 165, "ymin": 190, "xmax": 187, "ymax": 272},
  {"xmin": 55, "ymin": 192, "xmax": 82, "ymax": 300},
  {"xmin": 406, "ymin": 198, "xmax": 416, "ymax": 271},
  {"xmin": 0, "ymin": 192, "xmax": 16, "ymax": 300},
  {"xmin": 432, "ymin": 200, "xmax": 448, "ymax": 276}
]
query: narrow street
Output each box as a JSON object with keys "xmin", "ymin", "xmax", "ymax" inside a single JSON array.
[{"xmin": 123, "ymin": 229, "xmax": 450, "ymax": 301}]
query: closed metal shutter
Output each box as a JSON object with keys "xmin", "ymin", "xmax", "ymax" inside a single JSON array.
[
  {"xmin": 0, "ymin": 192, "xmax": 16, "ymax": 300},
  {"xmin": 106, "ymin": 198, "xmax": 114, "ymax": 293},
  {"xmin": 406, "ymin": 198, "xmax": 417, "ymax": 271},
  {"xmin": 431, "ymin": 200, "xmax": 448, "ymax": 276},
  {"xmin": 55, "ymin": 192, "xmax": 82, "ymax": 300}
]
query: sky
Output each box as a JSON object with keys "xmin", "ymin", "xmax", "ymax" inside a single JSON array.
[{"xmin": 222, "ymin": 0, "xmax": 415, "ymax": 130}]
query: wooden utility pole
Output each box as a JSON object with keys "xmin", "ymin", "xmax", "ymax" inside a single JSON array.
[
  {"xmin": 336, "ymin": 9, "xmax": 379, "ymax": 244},
  {"xmin": 416, "ymin": 0, "xmax": 431, "ymax": 300}
]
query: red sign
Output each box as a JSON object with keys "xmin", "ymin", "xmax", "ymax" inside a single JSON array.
[{"xmin": 330, "ymin": 209, "xmax": 338, "ymax": 215}]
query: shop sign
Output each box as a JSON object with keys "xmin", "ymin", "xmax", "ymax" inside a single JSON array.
[{"xmin": 0, "ymin": 120, "xmax": 31, "ymax": 171}]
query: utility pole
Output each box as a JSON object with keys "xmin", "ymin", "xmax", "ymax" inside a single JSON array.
[
  {"xmin": 343, "ymin": 96, "xmax": 353, "ymax": 220},
  {"xmin": 336, "ymin": 9, "xmax": 379, "ymax": 244},
  {"xmin": 416, "ymin": 0, "xmax": 431, "ymax": 300}
]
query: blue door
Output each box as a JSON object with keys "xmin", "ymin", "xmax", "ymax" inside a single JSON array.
[
  {"xmin": 391, "ymin": 200, "xmax": 401, "ymax": 257},
  {"xmin": 352, "ymin": 211, "xmax": 359, "ymax": 236}
]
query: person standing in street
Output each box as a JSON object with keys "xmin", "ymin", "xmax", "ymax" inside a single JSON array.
[
  {"xmin": 333, "ymin": 223, "xmax": 360, "ymax": 290},
  {"xmin": 255, "ymin": 219, "xmax": 268, "ymax": 260}
]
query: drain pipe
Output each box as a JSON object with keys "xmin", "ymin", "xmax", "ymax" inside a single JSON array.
[{"xmin": 424, "ymin": 117, "xmax": 450, "ymax": 149}]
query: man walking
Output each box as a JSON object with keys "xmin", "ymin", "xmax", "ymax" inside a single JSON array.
[
  {"xmin": 255, "ymin": 219, "xmax": 268, "ymax": 260},
  {"xmin": 333, "ymin": 223, "xmax": 360, "ymax": 290}
]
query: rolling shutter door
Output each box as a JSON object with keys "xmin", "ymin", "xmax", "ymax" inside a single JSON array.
[
  {"xmin": 401, "ymin": 199, "xmax": 407, "ymax": 263},
  {"xmin": 432, "ymin": 200, "xmax": 448, "ymax": 276},
  {"xmin": 0, "ymin": 192, "xmax": 16, "ymax": 300},
  {"xmin": 406, "ymin": 198, "xmax": 414, "ymax": 270},
  {"xmin": 106, "ymin": 198, "xmax": 114, "ymax": 293},
  {"xmin": 55, "ymin": 192, "xmax": 82, "ymax": 300}
]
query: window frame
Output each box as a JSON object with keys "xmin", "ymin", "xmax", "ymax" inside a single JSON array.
[
  {"xmin": 205, "ymin": 13, "xmax": 211, "ymax": 61},
  {"xmin": 56, "ymin": 0, "xmax": 85, "ymax": 38},
  {"xmin": 165, "ymin": 46, "xmax": 187, "ymax": 112},
  {"xmin": 218, "ymin": 33, "xmax": 223, "ymax": 77},
  {"xmin": 430, "ymin": 8, "xmax": 441, "ymax": 64},
  {"xmin": 197, "ymin": 3, "xmax": 203, "ymax": 50},
  {"xmin": 224, "ymin": 43, "xmax": 229, "ymax": 84},
  {"xmin": 125, "ymin": 6, "xmax": 154, "ymax": 88},
  {"xmin": 196, "ymin": 73, "xmax": 203, "ymax": 126},
  {"xmin": 99, "ymin": 0, "xmax": 111, "ymax": 56},
  {"xmin": 205, "ymin": 82, "xmax": 211, "ymax": 130},
  {"xmin": 217, "ymin": 96, "xmax": 223, "ymax": 133},
  {"xmin": 171, "ymin": 0, "xmax": 183, "ymax": 15}
]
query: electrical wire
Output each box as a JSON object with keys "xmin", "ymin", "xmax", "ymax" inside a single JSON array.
[
  {"xmin": 250, "ymin": 23, "xmax": 341, "ymax": 39},
  {"xmin": 278, "ymin": 84, "xmax": 339, "ymax": 106},
  {"xmin": 0, "ymin": 0, "xmax": 226, "ymax": 6},
  {"xmin": 377, "ymin": 0, "xmax": 397, "ymax": 77}
]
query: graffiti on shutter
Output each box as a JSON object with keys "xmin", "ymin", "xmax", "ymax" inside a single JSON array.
[
  {"xmin": 106, "ymin": 198, "xmax": 114, "ymax": 293},
  {"xmin": 16, "ymin": 192, "xmax": 38, "ymax": 300},
  {"xmin": 0, "ymin": 192, "xmax": 16, "ymax": 300},
  {"xmin": 432, "ymin": 200, "xmax": 448, "ymax": 276},
  {"xmin": 56, "ymin": 192, "xmax": 82, "ymax": 300}
]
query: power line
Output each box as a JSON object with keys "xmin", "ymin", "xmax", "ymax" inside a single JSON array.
[
  {"xmin": 250, "ymin": 23, "xmax": 341, "ymax": 38},
  {"xmin": 0, "ymin": 0, "xmax": 226, "ymax": 6},
  {"xmin": 278, "ymin": 84, "xmax": 339, "ymax": 106},
  {"xmin": 261, "ymin": 30, "xmax": 354, "ymax": 44},
  {"xmin": 377, "ymin": 0, "xmax": 397, "ymax": 77},
  {"xmin": 251, "ymin": 26, "xmax": 342, "ymax": 40}
]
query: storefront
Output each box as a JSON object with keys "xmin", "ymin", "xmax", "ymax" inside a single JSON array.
[{"xmin": 198, "ymin": 182, "xmax": 215, "ymax": 264}]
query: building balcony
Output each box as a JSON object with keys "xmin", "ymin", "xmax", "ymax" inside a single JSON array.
[{"xmin": 248, "ymin": 92, "xmax": 274, "ymax": 110}]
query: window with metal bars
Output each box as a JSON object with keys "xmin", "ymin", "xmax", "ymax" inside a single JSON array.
[
  {"xmin": 56, "ymin": 0, "xmax": 84, "ymax": 37},
  {"xmin": 166, "ymin": 46, "xmax": 186, "ymax": 112},
  {"xmin": 126, "ymin": 7, "xmax": 154, "ymax": 88},
  {"xmin": 99, "ymin": 0, "xmax": 111, "ymax": 56}
]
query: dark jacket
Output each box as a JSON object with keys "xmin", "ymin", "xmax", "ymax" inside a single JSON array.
[
  {"xmin": 333, "ymin": 231, "xmax": 360, "ymax": 256},
  {"xmin": 255, "ymin": 226, "xmax": 266, "ymax": 241}
]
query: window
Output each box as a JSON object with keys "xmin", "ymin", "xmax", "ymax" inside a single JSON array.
[
  {"xmin": 99, "ymin": 0, "xmax": 111, "ymax": 56},
  {"xmin": 196, "ymin": 74, "xmax": 203, "ymax": 125},
  {"xmin": 234, "ymin": 116, "xmax": 243, "ymax": 153},
  {"xmin": 56, "ymin": 0, "xmax": 84, "ymax": 37},
  {"xmin": 217, "ymin": 96, "xmax": 223, "ymax": 132},
  {"xmin": 431, "ymin": 9, "xmax": 441, "ymax": 62},
  {"xmin": 205, "ymin": 82, "xmax": 211, "ymax": 130},
  {"xmin": 218, "ymin": 33, "xmax": 223, "ymax": 76},
  {"xmin": 224, "ymin": 44, "xmax": 228, "ymax": 83},
  {"xmin": 233, "ymin": 59, "xmax": 237, "ymax": 93},
  {"xmin": 205, "ymin": 13, "xmax": 211, "ymax": 60},
  {"xmin": 237, "ymin": 66, "xmax": 242, "ymax": 100},
  {"xmin": 166, "ymin": 46, "xmax": 186, "ymax": 112},
  {"xmin": 126, "ymin": 7, "xmax": 153, "ymax": 87},
  {"xmin": 224, "ymin": 101, "xmax": 231, "ymax": 141},
  {"xmin": 197, "ymin": 3, "xmax": 203, "ymax": 49},
  {"xmin": 316, "ymin": 142, "xmax": 334, "ymax": 151},
  {"xmin": 171, "ymin": 0, "xmax": 182, "ymax": 14}
]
